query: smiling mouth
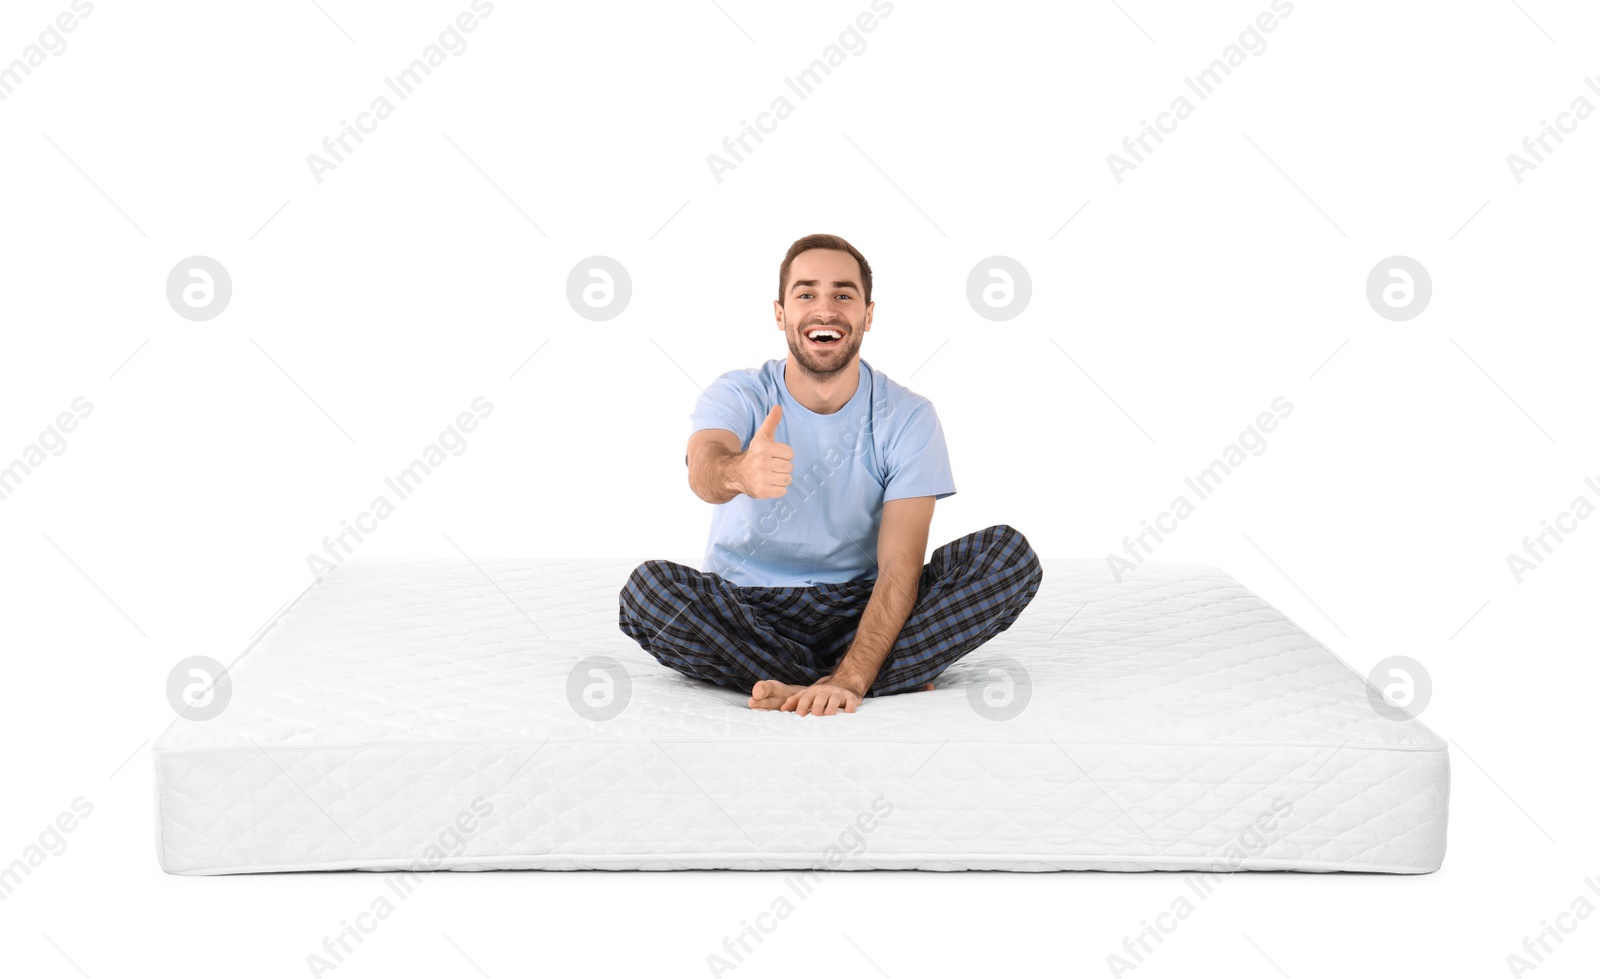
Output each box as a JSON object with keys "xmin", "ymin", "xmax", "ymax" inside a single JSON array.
[{"xmin": 804, "ymin": 327, "xmax": 845, "ymax": 347}]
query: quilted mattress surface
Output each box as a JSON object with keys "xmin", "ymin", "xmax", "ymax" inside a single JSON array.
[{"xmin": 152, "ymin": 557, "xmax": 1449, "ymax": 875}]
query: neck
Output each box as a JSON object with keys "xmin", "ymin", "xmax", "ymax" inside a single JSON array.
[{"xmin": 784, "ymin": 355, "xmax": 860, "ymax": 415}]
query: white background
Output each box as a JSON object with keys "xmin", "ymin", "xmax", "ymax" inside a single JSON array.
[{"xmin": 2, "ymin": 0, "xmax": 1598, "ymax": 976}]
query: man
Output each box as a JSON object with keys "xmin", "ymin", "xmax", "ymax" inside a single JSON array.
[{"xmin": 618, "ymin": 234, "xmax": 1043, "ymax": 716}]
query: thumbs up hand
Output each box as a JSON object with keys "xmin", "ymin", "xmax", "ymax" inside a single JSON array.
[{"xmin": 736, "ymin": 405, "xmax": 793, "ymax": 499}]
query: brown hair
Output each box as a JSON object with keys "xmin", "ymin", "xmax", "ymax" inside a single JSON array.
[{"xmin": 777, "ymin": 234, "xmax": 873, "ymax": 307}]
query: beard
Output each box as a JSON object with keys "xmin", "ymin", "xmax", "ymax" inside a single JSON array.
[{"xmin": 786, "ymin": 317, "xmax": 862, "ymax": 380}]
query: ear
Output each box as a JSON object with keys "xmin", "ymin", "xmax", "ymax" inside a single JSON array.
[{"xmin": 773, "ymin": 299, "xmax": 785, "ymax": 331}]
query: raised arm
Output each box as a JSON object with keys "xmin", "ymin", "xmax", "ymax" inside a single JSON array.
[
  {"xmin": 685, "ymin": 405, "xmax": 791, "ymax": 504},
  {"xmin": 686, "ymin": 428, "xmax": 745, "ymax": 504}
]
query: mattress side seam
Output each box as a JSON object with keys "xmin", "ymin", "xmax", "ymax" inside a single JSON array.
[{"xmin": 166, "ymin": 853, "xmax": 1445, "ymax": 876}]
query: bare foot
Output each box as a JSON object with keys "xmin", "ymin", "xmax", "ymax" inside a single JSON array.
[
  {"xmin": 749, "ymin": 679, "xmax": 809, "ymax": 710},
  {"xmin": 813, "ymin": 673, "xmax": 936, "ymax": 694},
  {"xmin": 751, "ymin": 679, "xmax": 937, "ymax": 710}
]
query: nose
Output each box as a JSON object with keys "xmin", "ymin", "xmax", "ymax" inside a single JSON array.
[{"xmin": 807, "ymin": 298, "xmax": 845, "ymax": 325}]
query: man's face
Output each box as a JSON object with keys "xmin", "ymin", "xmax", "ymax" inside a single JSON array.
[{"xmin": 774, "ymin": 249, "xmax": 873, "ymax": 379}]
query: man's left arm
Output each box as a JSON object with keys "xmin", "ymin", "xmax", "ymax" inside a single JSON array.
[{"xmin": 784, "ymin": 495, "xmax": 934, "ymax": 716}]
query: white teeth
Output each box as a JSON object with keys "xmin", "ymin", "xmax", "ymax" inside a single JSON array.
[{"xmin": 807, "ymin": 329, "xmax": 841, "ymax": 341}]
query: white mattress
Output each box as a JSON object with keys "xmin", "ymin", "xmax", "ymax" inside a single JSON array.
[{"xmin": 152, "ymin": 557, "xmax": 1449, "ymax": 875}]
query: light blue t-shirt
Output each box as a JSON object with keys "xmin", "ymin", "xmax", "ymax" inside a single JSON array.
[{"xmin": 689, "ymin": 357, "xmax": 956, "ymax": 587}]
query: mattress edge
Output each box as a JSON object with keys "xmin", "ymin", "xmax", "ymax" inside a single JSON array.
[
  {"xmin": 1209, "ymin": 565, "xmax": 1450, "ymax": 747},
  {"xmin": 160, "ymin": 853, "xmax": 1446, "ymax": 876},
  {"xmin": 150, "ymin": 734, "xmax": 1450, "ymax": 755}
]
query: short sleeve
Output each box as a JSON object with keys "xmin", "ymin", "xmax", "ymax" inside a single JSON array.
[
  {"xmin": 883, "ymin": 401, "xmax": 957, "ymax": 503},
  {"xmin": 689, "ymin": 374, "xmax": 758, "ymax": 447}
]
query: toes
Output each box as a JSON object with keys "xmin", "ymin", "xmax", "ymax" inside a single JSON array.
[
  {"xmin": 750, "ymin": 680, "xmax": 791, "ymax": 710},
  {"xmin": 749, "ymin": 680, "xmax": 787, "ymax": 709}
]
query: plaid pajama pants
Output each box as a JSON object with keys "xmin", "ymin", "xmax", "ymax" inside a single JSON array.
[{"xmin": 617, "ymin": 523, "xmax": 1043, "ymax": 697}]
